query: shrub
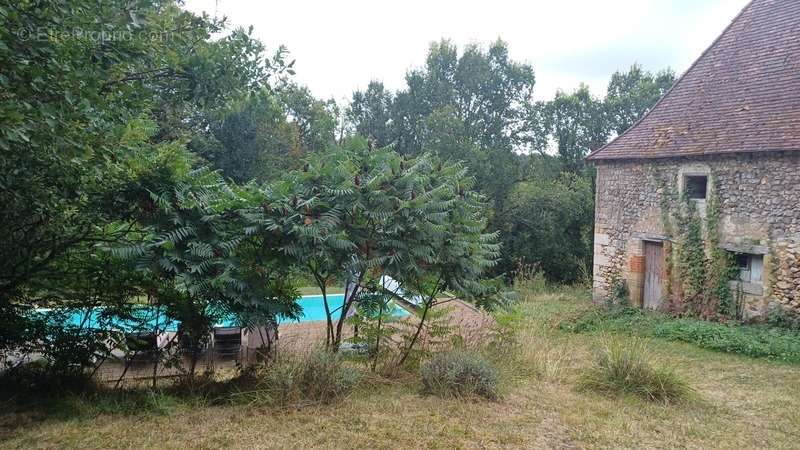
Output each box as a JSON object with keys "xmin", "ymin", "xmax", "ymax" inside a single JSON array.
[
  {"xmin": 299, "ymin": 350, "xmax": 360, "ymax": 402},
  {"xmin": 245, "ymin": 349, "xmax": 360, "ymax": 407},
  {"xmin": 420, "ymin": 350, "xmax": 499, "ymax": 400},
  {"xmin": 766, "ymin": 305, "xmax": 800, "ymax": 330},
  {"xmin": 0, "ymin": 361, "xmax": 95, "ymax": 401},
  {"xmin": 579, "ymin": 337, "xmax": 692, "ymax": 403},
  {"xmin": 604, "ymin": 278, "xmax": 630, "ymax": 309}
]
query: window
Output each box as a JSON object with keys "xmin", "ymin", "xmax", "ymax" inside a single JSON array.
[
  {"xmin": 685, "ymin": 175, "xmax": 708, "ymax": 200},
  {"xmin": 733, "ymin": 253, "xmax": 763, "ymax": 284}
]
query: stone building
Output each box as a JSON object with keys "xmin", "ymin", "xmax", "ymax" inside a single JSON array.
[{"xmin": 586, "ymin": 0, "xmax": 800, "ymax": 318}]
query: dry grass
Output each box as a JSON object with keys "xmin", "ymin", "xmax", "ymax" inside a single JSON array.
[{"xmin": 2, "ymin": 285, "xmax": 800, "ymax": 449}]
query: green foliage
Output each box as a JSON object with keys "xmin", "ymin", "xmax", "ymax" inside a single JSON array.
[
  {"xmin": 55, "ymin": 390, "xmax": 185, "ymax": 418},
  {"xmin": 0, "ymin": 0, "xmax": 282, "ymax": 301},
  {"xmin": 348, "ymin": 39, "xmax": 534, "ymax": 206},
  {"xmin": 511, "ymin": 265, "xmax": 551, "ymax": 296},
  {"xmin": 395, "ymin": 305, "xmax": 457, "ymax": 369},
  {"xmin": 499, "ymin": 171, "xmax": 594, "ymax": 282},
  {"xmin": 0, "ymin": 0, "xmax": 292, "ymax": 368},
  {"xmin": 192, "ymin": 83, "xmax": 339, "ymax": 184},
  {"xmin": 420, "ymin": 350, "xmax": 500, "ymax": 400},
  {"xmin": 604, "ymin": 277, "xmax": 630, "ymax": 309},
  {"xmin": 113, "ymin": 159, "xmax": 300, "ymax": 370},
  {"xmin": 675, "ymin": 198, "xmax": 707, "ymax": 304},
  {"xmin": 706, "ymin": 180, "xmax": 740, "ymax": 318},
  {"xmin": 766, "ymin": 305, "xmax": 800, "ymax": 330},
  {"xmin": 347, "ymin": 81, "xmax": 395, "ymax": 148},
  {"xmin": 541, "ymin": 84, "xmax": 609, "ymax": 173},
  {"xmin": 0, "ymin": 360, "xmax": 96, "ymax": 401},
  {"xmin": 345, "ymin": 291, "xmax": 405, "ymax": 371},
  {"xmin": 278, "ymin": 82, "xmax": 339, "ymax": 152},
  {"xmin": 245, "ymin": 350, "xmax": 360, "ymax": 407},
  {"xmin": 605, "ymin": 64, "xmax": 676, "ymax": 135},
  {"xmin": 250, "ymin": 141, "xmax": 503, "ymax": 356},
  {"xmin": 564, "ymin": 307, "xmax": 800, "ymax": 363},
  {"xmin": 192, "ymin": 90, "xmax": 302, "ymax": 183},
  {"xmin": 664, "ymin": 175, "xmax": 740, "ymax": 318},
  {"xmin": 579, "ymin": 337, "xmax": 692, "ymax": 403}
]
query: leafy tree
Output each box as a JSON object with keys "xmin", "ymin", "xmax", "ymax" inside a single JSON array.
[
  {"xmin": 261, "ymin": 139, "xmax": 423, "ymax": 351},
  {"xmin": 191, "ymin": 90, "xmax": 301, "ymax": 183},
  {"xmin": 0, "ymin": 0, "xmax": 285, "ymax": 357},
  {"xmin": 113, "ymin": 146, "xmax": 300, "ymax": 372},
  {"xmin": 398, "ymin": 39, "xmax": 535, "ymax": 152},
  {"xmin": 278, "ymin": 82, "xmax": 339, "ymax": 153},
  {"xmin": 605, "ymin": 64, "xmax": 675, "ymax": 135},
  {"xmin": 542, "ymin": 84, "xmax": 609, "ymax": 173},
  {"xmin": 192, "ymin": 83, "xmax": 338, "ymax": 184},
  {"xmin": 347, "ymin": 81, "xmax": 395, "ymax": 148},
  {"xmin": 0, "ymin": 0, "xmax": 279, "ymax": 297},
  {"xmin": 252, "ymin": 138, "xmax": 503, "ymax": 355},
  {"xmin": 348, "ymin": 40, "xmax": 533, "ymax": 206},
  {"xmin": 253, "ymin": 146, "xmax": 355, "ymax": 349},
  {"xmin": 499, "ymin": 169, "xmax": 594, "ymax": 283},
  {"xmin": 384, "ymin": 157, "xmax": 505, "ymax": 366}
]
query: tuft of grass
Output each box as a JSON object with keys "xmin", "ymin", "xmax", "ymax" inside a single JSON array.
[
  {"xmin": 579, "ymin": 336, "xmax": 693, "ymax": 403},
  {"xmin": 240, "ymin": 349, "xmax": 360, "ymax": 407},
  {"xmin": 54, "ymin": 390, "xmax": 185, "ymax": 418},
  {"xmin": 420, "ymin": 350, "xmax": 499, "ymax": 401}
]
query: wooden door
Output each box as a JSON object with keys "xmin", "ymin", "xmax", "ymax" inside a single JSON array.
[{"xmin": 643, "ymin": 241, "xmax": 665, "ymax": 310}]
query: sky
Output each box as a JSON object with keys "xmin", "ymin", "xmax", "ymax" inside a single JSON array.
[{"xmin": 183, "ymin": 0, "xmax": 751, "ymax": 103}]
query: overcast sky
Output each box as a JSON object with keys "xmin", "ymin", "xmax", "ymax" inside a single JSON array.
[{"xmin": 183, "ymin": 0, "xmax": 751, "ymax": 103}]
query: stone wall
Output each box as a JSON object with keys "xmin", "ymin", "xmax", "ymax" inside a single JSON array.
[{"xmin": 592, "ymin": 151, "xmax": 800, "ymax": 317}]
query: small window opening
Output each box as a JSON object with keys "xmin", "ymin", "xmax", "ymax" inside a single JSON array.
[
  {"xmin": 731, "ymin": 253, "xmax": 763, "ymax": 284},
  {"xmin": 685, "ymin": 175, "xmax": 708, "ymax": 200}
]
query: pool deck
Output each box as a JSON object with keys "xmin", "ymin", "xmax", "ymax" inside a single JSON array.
[
  {"xmin": 92, "ymin": 298, "xmax": 493, "ymax": 383},
  {"xmin": 279, "ymin": 297, "xmax": 493, "ymax": 351}
]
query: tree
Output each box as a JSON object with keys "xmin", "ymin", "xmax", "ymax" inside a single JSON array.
[
  {"xmin": 384, "ymin": 157, "xmax": 505, "ymax": 366},
  {"xmin": 251, "ymin": 138, "xmax": 503, "ymax": 355},
  {"xmin": 278, "ymin": 82, "xmax": 339, "ymax": 153},
  {"xmin": 396, "ymin": 39, "xmax": 535, "ymax": 152},
  {"xmin": 0, "ymin": 0, "xmax": 277, "ymax": 296},
  {"xmin": 254, "ymin": 145, "xmax": 356, "ymax": 350},
  {"xmin": 605, "ymin": 64, "xmax": 675, "ymax": 135},
  {"xmin": 347, "ymin": 81, "xmax": 395, "ymax": 148},
  {"xmin": 348, "ymin": 40, "xmax": 534, "ymax": 207},
  {"xmin": 499, "ymin": 169, "xmax": 594, "ymax": 283},
  {"xmin": 113, "ymin": 145, "xmax": 300, "ymax": 372},
  {"xmin": 543, "ymin": 85, "xmax": 609, "ymax": 173},
  {"xmin": 191, "ymin": 90, "xmax": 301, "ymax": 183},
  {"xmin": 0, "ymin": 0, "xmax": 285, "ymax": 354},
  {"xmin": 192, "ymin": 83, "xmax": 338, "ymax": 184}
]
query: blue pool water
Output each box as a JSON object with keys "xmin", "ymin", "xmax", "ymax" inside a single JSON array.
[
  {"xmin": 294, "ymin": 294, "xmax": 347, "ymax": 323},
  {"xmin": 40, "ymin": 294, "xmax": 407, "ymax": 332}
]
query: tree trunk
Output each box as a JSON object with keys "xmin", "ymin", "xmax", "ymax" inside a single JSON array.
[
  {"xmin": 397, "ymin": 297, "xmax": 433, "ymax": 367},
  {"xmin": 332, "ymin": 273, "xmax": 363, "ymax": 352},
  {"xmin": 371, "ymin": 301, "xmax": 384, "ymax": 372}
]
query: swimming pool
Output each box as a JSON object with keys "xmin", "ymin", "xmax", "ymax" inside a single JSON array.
[{"xmin": 40, "ymin": 293, "xmax": 407, "ymax": 332}]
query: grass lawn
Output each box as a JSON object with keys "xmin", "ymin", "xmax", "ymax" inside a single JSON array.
[
  {"xmin": 296, "ymin": 285, "xmax": 344, "ymax": 296},
  {"xmin": 2, "ymin": 285, "xmax": 799, "ymax": 449}
]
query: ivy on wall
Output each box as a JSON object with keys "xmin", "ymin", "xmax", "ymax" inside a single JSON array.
[{"xmin": 658, "ymin": 173, "xmax": 739, "ymax": 319}]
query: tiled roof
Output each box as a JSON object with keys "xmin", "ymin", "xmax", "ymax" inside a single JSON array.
[{"xmin": 587, "ymin": 0, "xmax": 800, "ymax": 161}]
